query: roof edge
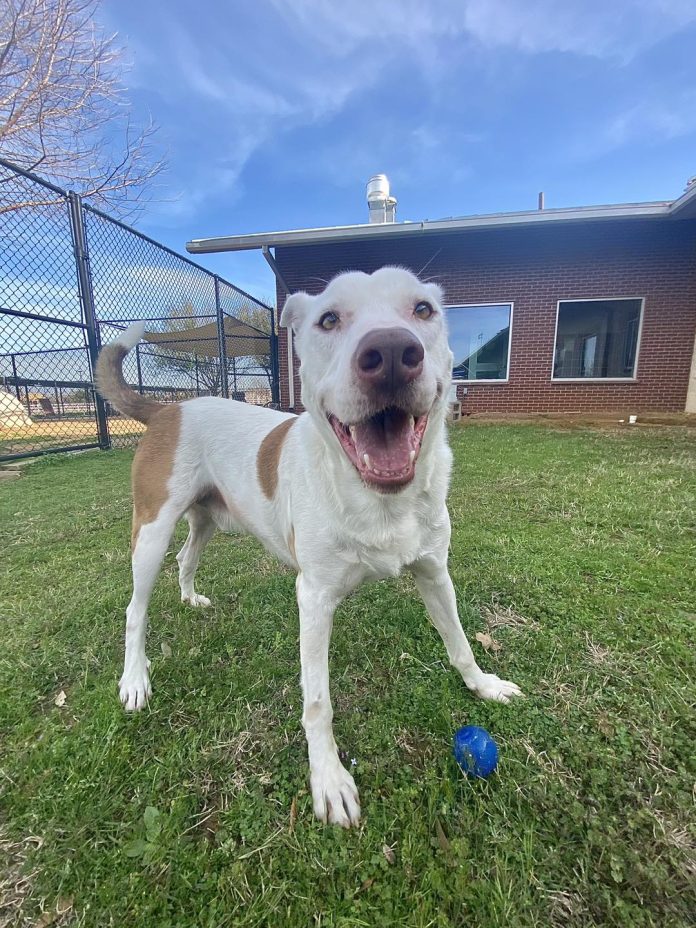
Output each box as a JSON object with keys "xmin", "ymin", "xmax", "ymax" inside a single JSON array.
[
  {"xmin": 186, "ymin": 201, "xmax": 676, "ymax": 255},
  {"xmin": 670, "ymin": 181, "xmax": 696, "ymax": 216}
]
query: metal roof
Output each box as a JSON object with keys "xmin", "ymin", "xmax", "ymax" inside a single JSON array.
[{"xmin": 186, "ymin": 183, "xmax": 696, "ymax": 255}]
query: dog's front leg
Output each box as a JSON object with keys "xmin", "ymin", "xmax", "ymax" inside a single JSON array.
[
  {"xmin": 411, "ymin": 555, "xmax": 523, "ymax": 703},
  {"xmin": 296, "ymin": 573, "xmax": 360, "ymax": 828}
]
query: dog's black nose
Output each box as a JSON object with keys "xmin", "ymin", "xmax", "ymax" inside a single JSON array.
[{"xmin": 353, "ymin": 327, "xmax": 425, "ymax": 392}]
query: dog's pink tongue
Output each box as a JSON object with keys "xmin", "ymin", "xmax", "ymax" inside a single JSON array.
[{"xmin": 352, "ymin": 410, "xmax": 415, "ymax": 473}]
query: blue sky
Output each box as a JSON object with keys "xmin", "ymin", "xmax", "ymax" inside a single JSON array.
[{"xmin": 101, "ymin": 0, "xmax": 696, "ymax": 300}]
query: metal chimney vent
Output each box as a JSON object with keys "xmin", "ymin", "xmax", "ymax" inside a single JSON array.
[{"xmin": 367, "ymin": 174, "xmax": 397, "ymax": 223}]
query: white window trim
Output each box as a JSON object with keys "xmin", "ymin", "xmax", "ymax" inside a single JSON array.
[
  {"xmin": 445, "ymin": 301, "xmax": 514, "ymax": 385},
  {"xmin": 550, "ymin": 297, "xmax": 645, "ymax": 383}
]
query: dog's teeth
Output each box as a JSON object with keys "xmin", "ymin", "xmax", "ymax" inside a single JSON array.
[
  {"xmin": 409, "ymin": 450, "xmax": 416, "ymax": 464},
  {"xmin": 409, "ymin": 415, "xmax": 415, "ymax": 429},
  {"xmin": 363, "ymin": 453, "xmax": 371, "ymax": 469}
]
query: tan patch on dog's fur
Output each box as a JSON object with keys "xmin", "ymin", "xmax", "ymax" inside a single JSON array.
[
  {"xmin": 257, "ymin": 417, "xmax": 296, "ymax": 500},
  {"xmin": 131, "ymin": 404, "xmax": 182, "ymax": 549},
  {"xmin": 96, "ymin": 342, "xmax": 163, "ymax": 425}
]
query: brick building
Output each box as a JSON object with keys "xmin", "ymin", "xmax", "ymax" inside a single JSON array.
[{"xmin": 188, "ymin": 179, "xmax": 696, "ymax": 416}]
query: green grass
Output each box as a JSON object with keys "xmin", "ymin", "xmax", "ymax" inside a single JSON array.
[{"xmin": 1, "ymin": 423, "xmax": 694, "ymax": 928}]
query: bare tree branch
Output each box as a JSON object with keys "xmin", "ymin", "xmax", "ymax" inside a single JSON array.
[{"xmin": 0, "ymin": 0, "xmax": 164, "ymax": 216}]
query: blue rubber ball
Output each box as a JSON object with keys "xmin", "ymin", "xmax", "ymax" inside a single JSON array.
[{"xmin": 453, "ymin": 725, "xmax": 499, "ymax": 778}]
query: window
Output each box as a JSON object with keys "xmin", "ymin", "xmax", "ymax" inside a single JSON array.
[
  {"xmin": 553, "ymin": 299, "xmax": 643, "ymax": 380},
  {"xmin": 447, "ymin": 303, "xmax": 512, "ymax": 382}
]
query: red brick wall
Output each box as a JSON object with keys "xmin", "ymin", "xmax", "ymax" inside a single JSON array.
[{"xmin": 275, "ymin": 219, "xmax": 696, "ymax": 414}]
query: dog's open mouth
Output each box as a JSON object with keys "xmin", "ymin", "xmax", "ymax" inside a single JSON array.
[{"xmin": 328, "ymin": 406, "xmax": 429, "ymax": 489}]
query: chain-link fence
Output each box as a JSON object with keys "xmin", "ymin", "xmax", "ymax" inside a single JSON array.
[{"xmin": 0, "ymin": 159, "xmax": 278, "ymax": 460}]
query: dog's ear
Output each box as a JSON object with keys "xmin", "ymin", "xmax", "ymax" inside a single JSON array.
[{"xmin": 280, "ymin": 292, "xmax": 311, "ymax": 330}]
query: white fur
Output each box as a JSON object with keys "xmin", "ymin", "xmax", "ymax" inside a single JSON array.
[
  {"xmin": 115, "ymin": 267, "xmax": 522, "ymax": 826},
  {"xmin": 114, "ymin": 320, "xmax": 146, "ymax": 350}
]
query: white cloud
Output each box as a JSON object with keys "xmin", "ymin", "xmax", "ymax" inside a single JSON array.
[
  {"xmin": 266, "ymin": 0, "xmax": 456, "ymax": 51},
  {"xmin": 568, "ymin": 90, "xmax": 696, "ymax": 161},
  {"xmin": 462, "ymin": 0, "xmax": 696, "ymax": 59},
  {"xmin": 124, "ymin": 8, "xmax": 392, "ymax": 213},
  {"xmin": 165, "ymin": 23, "xmax": 298, "ymax": 117},
  {"xmin": 604, "ymin": 94, "xmax": 696, "ymax": 147},
  {"xmin": 116, "ymin": 0, "xmax": 696, "ymax": 215},
  {"xmin": 268, "ymin": 0, "xmax": 696, "ymax": 59}
]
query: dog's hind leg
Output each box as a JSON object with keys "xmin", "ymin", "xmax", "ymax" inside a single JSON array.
[
  {"xmin": 120, "ymin": 505, "xmax": 180, "ymax": 711},
  {"xmin": 177, "ymin": 504, "xmax": 216, "ymax": 607}
]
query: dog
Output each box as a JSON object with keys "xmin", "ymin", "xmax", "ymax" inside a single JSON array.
[{"xmin": 96, "ymin": 266, "xmax": 522, "ymax": 828}]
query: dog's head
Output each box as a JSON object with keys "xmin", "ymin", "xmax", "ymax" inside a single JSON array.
[{"xmin": 281, "ymin": 266, "xmax": 453, "ymax": 492}]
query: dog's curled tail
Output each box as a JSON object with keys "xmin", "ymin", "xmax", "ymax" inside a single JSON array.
[{"xmin": 95, "ymin": 322, "xmax": 163, "ymax": 425}]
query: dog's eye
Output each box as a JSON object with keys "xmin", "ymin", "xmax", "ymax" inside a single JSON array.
[
  {"xmin": 318, "ymin": 311, "xmax": 339, "ymax": 330},
  {"xmin": 414, "ymin": 301, "xmax": 434, "ymax": 320}
]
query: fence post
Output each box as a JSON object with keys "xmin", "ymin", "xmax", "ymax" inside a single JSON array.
[
  {"xmin": 214, "ymin": 277, "xmax": 229, "ymax": 398},
  {"xmin": 68, "ymin": 192, "xmax": 111, "ymax": 450},
  {"xmin": 135, "ymin": 344, "xmax": 144, "ymax": 394},
  {"xmin": 10, "ymin": 353, "xmax": 20, "ymax": 401},
  {"xmin": 269, "ymin": 310, "xmax": 280, "ymax": 408}
]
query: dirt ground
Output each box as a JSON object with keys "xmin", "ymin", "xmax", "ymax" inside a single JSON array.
[
  {"xmin": 0, "ymin": 417, "xmax": 146, "ymax": 440},
  {"xmin": 0, "ymin": 416, "xmax": 146, "ymax": 457}
]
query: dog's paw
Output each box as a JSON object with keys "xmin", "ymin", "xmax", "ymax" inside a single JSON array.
[
  {"xmin": 310, "ymin": 760, "xmax": 361, "ymax": 828},
  {"xmin": 181, "ymin": 592, "xmax": 211, "ymax": 608},
  {"xmin": 119, "ymin": 663, "xmax": 152, "ymax": 711},
  {"xmin": 465, "ymin": 672, "xmax": 523, "ymax": 704}
]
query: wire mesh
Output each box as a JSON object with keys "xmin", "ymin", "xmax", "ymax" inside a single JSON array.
[
  {"xmin": 217, "ymin": 279, "xmax": 276, "ymax": 406},
  {"xmin": 83, "ymin": 205, "xmax": 218, "ymax": 323},
  {"xmin": 0, "ymin": 160, "xmax": 277, "ymax": 460},
  {"xmin": 86, "ymin": 206, "xmax": 277, "ymax": 448},
  {"xmin": 0, "ymin": 162, "xmax": 99, "ymax": 458},
  {"xmin": 0, "ymin": 163, "xmax": 81, "ymax": 323}
]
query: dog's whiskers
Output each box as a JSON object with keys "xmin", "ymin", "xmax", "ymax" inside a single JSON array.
[{"xmin": 416, "ymin": 249, "xmax": 443, "ymax": 279}]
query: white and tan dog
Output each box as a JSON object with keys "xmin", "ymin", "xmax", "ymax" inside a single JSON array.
[{"xmin": 96, "ymin": 266, "xmax": 521, "ymax": 827}]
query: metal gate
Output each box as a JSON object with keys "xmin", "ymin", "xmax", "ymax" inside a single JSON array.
[{"xmin": 0, "ymin": 158, "xmax": 278, "ymax": 461}]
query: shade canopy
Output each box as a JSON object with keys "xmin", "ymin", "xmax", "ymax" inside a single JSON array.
[{"xmin": 144, "ymin": 316, "xmax": 270, "ymax": 359}]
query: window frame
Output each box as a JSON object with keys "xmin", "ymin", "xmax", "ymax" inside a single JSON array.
[
  {"xmin": 445, "ymin": 301, "xmax": 514, "ymax": 385},
  {"xmin": 551, "ymin": 297, "xmax": 645, "ymax": 383}
]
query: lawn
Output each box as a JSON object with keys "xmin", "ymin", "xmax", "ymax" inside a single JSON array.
[{"xmin": 1, "ymin": 423, "xmax": 694, "ymax": 928}]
